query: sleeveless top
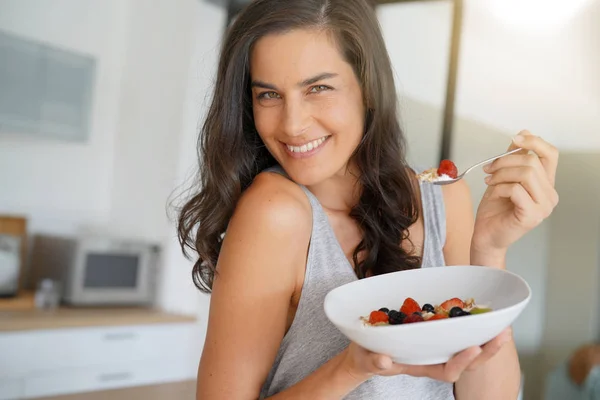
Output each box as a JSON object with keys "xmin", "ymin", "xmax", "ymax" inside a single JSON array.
[{"xmin": 259, "ymin": 165, "xmax": 454, "ymax": 400}]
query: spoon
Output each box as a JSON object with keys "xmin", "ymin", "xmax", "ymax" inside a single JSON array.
[{"xmin": 432, "ymin": 148, "xmax": 523, "ymax": 185}]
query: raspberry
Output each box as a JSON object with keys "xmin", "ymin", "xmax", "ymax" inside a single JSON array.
[
  {"xmin": 368, "ymin": 310, "xmax": 389, "ymax": 324},
  {"xmin": 400, "ymin": 297, "xmax": 421, "ymax": 316},
  {"xmin": 437, "ymin": 160, "xmax": 458, "ymax": 179},
  {"xmin": 403, "ymin": 313, "xmax": 424, "ymax": 324}
]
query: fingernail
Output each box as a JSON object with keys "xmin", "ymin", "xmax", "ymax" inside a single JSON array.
[
  {"xmin": 484, "ymin": 176, "xmax": 491, "ymax": 184},
  {"xmin": 513, "ymin": 135, "xmax": 524, "ymax": 144},
  {"xmin": 483, "ymin": 164, "xmax": 491, "ymax": 173}
]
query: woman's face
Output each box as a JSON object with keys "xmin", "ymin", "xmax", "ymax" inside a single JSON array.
[{"xmin": 250, "ymin": 29, "xmax": 366, "ymax": 186}]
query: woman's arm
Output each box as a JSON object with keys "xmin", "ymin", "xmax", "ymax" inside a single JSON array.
[
  {"xmin": 197, "ymin": 173, "xmax": 372, "ymax": 399},
  {"xmin": 196, "ymin": 173, "xmax": 313, "ymax": 399},
  {"xmin": 441, "ymin": 180, "xmax": 521, "ymax": 400}
]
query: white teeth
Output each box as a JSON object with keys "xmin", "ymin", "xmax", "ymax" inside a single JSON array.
[{"xmin": 286, "ymin": 136, "xmax": 328, "ymax": 154}]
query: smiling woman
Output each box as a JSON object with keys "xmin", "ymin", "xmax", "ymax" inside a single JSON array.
[
  {"xmin": 249, "ymin": 30, "xmax": 366, "ymax": 186},
  {"xmin": 176, "ymin": 0, "xmax": 558, "ymax": 399}
]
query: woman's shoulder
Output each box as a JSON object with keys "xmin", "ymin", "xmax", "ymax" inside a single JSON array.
[{"xmin": 230, "ymin": 170, "xmax": 312, "ymax": 236}]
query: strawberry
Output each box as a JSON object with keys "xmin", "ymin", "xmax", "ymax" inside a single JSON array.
[
  {"xmin": 428, "ymin": 314, "xmax": 449, "ymax": 321},
  {"xmin": 439, "ymin": 297, "xmax": 466, "ymax": 312},
  {"xmin": 400, "ymin": 297, "xmax": 421, "ymax": 316},
  {"xmin": 437, "ymin": 160, "xmax": 458, "ymax": 179},
  {"xmin": 368, "ymin": 310, "xmax": 389, "ymax": 325},
  {"xmin": 403, "ymin": 313, "xmax": 424, "ymax": 324}
]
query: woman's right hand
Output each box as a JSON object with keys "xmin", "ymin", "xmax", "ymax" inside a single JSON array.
[{"xmin": 340, "ymin": 328, "xmax": 513, "ymax": 383}]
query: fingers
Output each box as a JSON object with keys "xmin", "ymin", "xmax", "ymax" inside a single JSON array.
[
  {"xmin": 485, "ymin": 165, "xmax": 557, "ymax": 209},
  {"xmin": 466, "ymin": 328, "xmax": 513, "ymax": 371},
  {"xmin": 485, "ymin": 154, "xmax": 545, "ymax": 177},
  {"xmin": 489, "ymin": 183, "xmax": 535, "ymax": 211},
  {"xmin": 485, "ymin": 166, "xmax": 547, "ymax": 205},
  {"xmin": 487, "ymin": 182, "xmax": 553, "ymax": 228},
  {"xmin": 370, "ymin": 353, "xmax": 393, "ymax": 372},
  {"xmin": 439, "ymin": 346, "xmax": 483, "ymax": 382},
  {"xmin": 370, "ymin": 329, "xmax": 514, "ymax": 383},
  {"xmin": 484, "ymin": 153, "xmax": 559, "ymax": 217},
  {"xmin": 394, "ymin": 347, "xmax": 482, "ymax": 383},
  {"xmin": 510, "ymin": 130, "xmax": 559, "ymax": 185}
]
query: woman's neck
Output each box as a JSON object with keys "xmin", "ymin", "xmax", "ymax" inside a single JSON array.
[{"xmin": 306, "ymin": 165, "xmax": 361, "ymax": 213}]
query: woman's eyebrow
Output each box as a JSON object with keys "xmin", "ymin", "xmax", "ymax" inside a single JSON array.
[
  {"xmin": 251, "ymin": 72, "xmax": 339, "ymax": 91},
  {"xmin": 299, "ymin": 72, "xmax": 338, "ymax": 87}
]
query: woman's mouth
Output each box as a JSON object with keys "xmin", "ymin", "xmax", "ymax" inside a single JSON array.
[{"xmin": 284, "ymin": 136, "xmax": 330, "ymax": 158}]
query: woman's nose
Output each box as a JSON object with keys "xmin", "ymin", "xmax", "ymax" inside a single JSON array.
[{"xmin": 282, "ymin": 98, "xmax": 311, "ymax": 137}]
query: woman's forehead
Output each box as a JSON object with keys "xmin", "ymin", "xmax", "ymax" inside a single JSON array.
[{"xmin": 250, "ymin": 29, "xmax": 350, "ymax": 83}]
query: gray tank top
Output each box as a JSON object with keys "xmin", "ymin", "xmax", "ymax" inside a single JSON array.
[{"xmin": 259, "ymin": 165, "xmax": 454, "ymax": 399}]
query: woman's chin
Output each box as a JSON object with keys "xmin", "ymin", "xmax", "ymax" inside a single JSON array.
[{"xmin": 282, "ymin": 166, "xmax": 327, "ymax": 187}]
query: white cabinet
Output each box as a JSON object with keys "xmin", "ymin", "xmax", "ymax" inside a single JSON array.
[
  {"xmin": 0, "ymin": 378, "xmax": 23, "ymax": 400},
  {"xmin": 22, "ymin": 358, "xmax": 191, "ymax": 398},
  {"xmin": 0, "ymin": 322, "xmax": 198, "ymax": 399}
]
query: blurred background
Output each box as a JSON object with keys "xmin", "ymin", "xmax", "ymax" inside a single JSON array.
[{"xmin": 0, "ymin": 0, "xmax": 598, "ymax": 399}]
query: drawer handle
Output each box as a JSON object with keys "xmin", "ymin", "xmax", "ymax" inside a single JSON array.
[
  {"xmin": 103, "ymin": 332, "xmax": 138, "ymax": 341},
  {"xmin": 98, "ymin": 372, "xmax": 133, "ymax": 382}
]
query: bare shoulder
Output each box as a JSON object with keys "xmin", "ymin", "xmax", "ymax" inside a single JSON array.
[
  {"xmin": 216, "ymin": 169, "xmax": 313, "ymax": 279},
  {"xmin": 230, "ymin": 170, "xmax": 312, "ymax": 235}
]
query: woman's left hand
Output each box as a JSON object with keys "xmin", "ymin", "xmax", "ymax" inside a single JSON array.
[{"xmin": 472, "ymin": 130, "xmax": 559, "ymax": 262}]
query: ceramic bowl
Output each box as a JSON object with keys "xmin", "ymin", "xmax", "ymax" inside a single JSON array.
[{"xmin": 323, "ymin": 265, "xmax": 531, "ymax": 365}]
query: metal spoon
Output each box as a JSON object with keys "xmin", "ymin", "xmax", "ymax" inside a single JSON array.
[{"xmin": 431, "ymin": 148, "xmax": 524, "ymax": 185}]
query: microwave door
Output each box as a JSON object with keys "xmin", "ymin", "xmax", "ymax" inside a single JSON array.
[
  {"xmin": 68, "ymin": 248, "xmax": 155, "ymax": 306},
  {"xmin": 84, "ymin": 253, "xmax": 139, "ymax": 289}
]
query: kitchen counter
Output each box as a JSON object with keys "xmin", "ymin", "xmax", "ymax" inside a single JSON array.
[
  {"xmin": 0, "ymin": 306, "xmax": 196, "ymax": 332},
  {"xmin": 0, "ymin": 294, "xmax": 199, "ymax": 399},
  {"xmin": 0, "ymin": 292, "xmax": 196, "ymax": 332},
  {"xmin": 37, "ymin": 380, "xmax": 197, "ymax": 400}
]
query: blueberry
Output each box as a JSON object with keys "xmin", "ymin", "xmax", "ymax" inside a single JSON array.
[
  {"xmin": 422, "ymin": 303, "xmax": 435, "ymax": 313},
  {"xmin": 449, "ymin": 307, "xmax": 464, "ymax": 318},
  {"xmin": 378, "ymin": 307, "xmax": 390, "ymax": 314},
  {"xmin": 459, "ymin": 310, "xmax": 471, "ymax": 317},
  {"xmin": 388, "ymin": 310, "xmax": 406, "ymax": 325}
]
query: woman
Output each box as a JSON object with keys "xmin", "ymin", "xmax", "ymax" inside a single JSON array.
[{"xmin": 177, "ymin": 0, "xmax": 559, "ymax": 398}]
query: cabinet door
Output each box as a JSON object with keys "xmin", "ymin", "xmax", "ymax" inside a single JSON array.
[
  {"xmin": 0, "ymin": 378, "xmax": 23, "ymax": 400},
  {"xmin": 0, "ymin": 322, "xmax": 196, "ymax": 375},
  {"xmin": 23, "ymin": 357, "xmax": 194, "ymax": 399}
]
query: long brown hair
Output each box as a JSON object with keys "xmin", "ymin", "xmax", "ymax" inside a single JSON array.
[{"xmin": 178, "ymin": 0, "xmax": 421, "ymax": 293}]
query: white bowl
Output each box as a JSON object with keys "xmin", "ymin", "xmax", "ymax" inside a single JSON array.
[{"xmin": 323, "ymin": 265, "xmax": 531, "ymax": 365}]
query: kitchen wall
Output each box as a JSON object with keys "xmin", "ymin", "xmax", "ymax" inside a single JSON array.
[
  {"xmin": 0, "ymin": 0, "xmax": 225, "ymax": 324},
  {"xmin": 0, "ymin": 0, "xmax": 130, "ymax": 235},
  {"xmin": 540, "ymin": 153, "xmax": 600, "ymax": 397},
  {"xmin": 379, "ymin": 0, "xmax": 599, "ymax": 398},
  {"xmin": 378, "ymin": 0, "xmax": 452, "ymax": 170}
]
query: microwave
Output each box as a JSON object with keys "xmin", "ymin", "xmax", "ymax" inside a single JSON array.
[{"xmin": 28, "ymin": 234, "xmax": 160, "ymax": 306}]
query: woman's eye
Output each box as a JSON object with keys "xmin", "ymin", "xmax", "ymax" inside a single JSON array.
[
  {"xmin": 310, "ymin": 85, "xmax": 331, "ymax": 93},
  {"xmin": 258, "ymin": 91, "xmax": 280, "ymax": 100}
]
